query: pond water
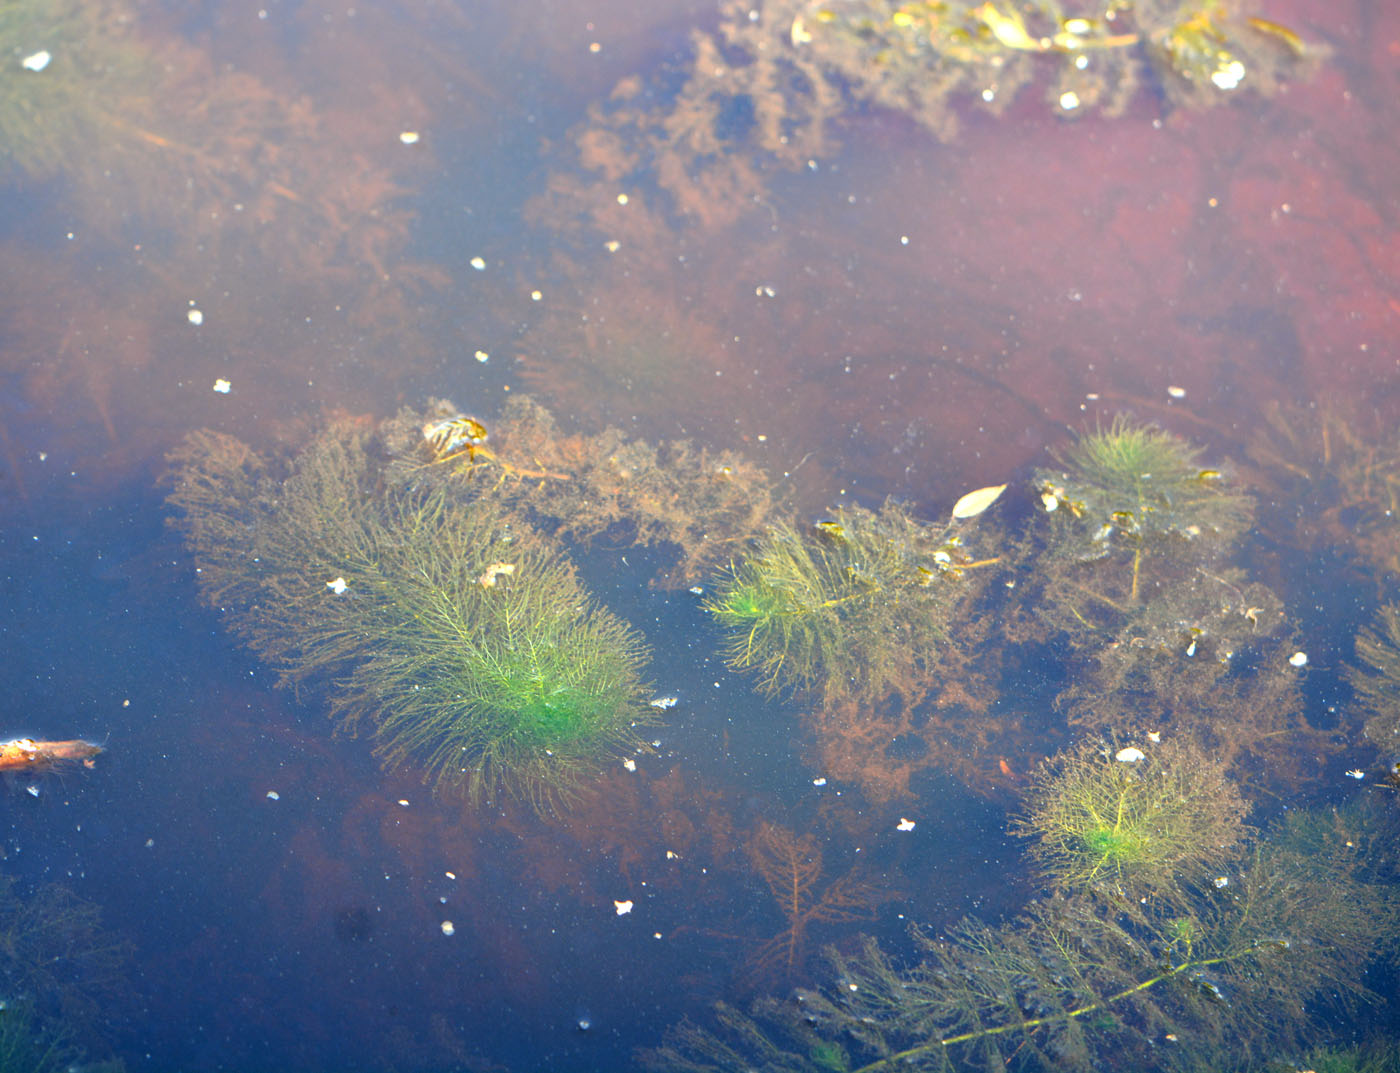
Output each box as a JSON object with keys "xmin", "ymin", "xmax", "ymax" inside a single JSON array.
[{"xmin": 1, "ymin": 0, "xmax": 1398, "ymax": 1071}]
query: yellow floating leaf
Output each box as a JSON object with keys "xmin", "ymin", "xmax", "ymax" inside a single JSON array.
[{"xmin": 951, "ymin": 483, "xmax": 1007, "ymax": 520}]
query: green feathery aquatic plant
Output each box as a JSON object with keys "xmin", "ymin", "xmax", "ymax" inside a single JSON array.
[
  {"xmin": 706, "ymin": 498, "xmax": 1001, "ymax": 702},
  {"xmin": 1345, "ymin": 603, "xmax": 1400, "ymax": 752},
  {"xmin": 1035, "ymin": 416, "xmax": 1253, "ymax": 601},
  {"xmin": 641, "ymin": 797, "xmax": 1399, "ymax": 1073},
  {"xmin": 166, "ymin": 423, "xmax": 654, "ymax": 812},
  {"xmin": 1014, "ymin": 733, "xmax": 1250, "ymax": 903}
]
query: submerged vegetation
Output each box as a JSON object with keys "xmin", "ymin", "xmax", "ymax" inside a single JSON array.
[
  {"xmin": 164, "ymin": 397, "xmax": 1400, "ymax": 1067},
  {"xmin": 535, "ymin": 0, "xmax": 1322, "ymax": 236},
  {"xmin": 706, "ymin": 500, "xmax": 1000, "ymax": 702},
  {"xmin": 1346, "ymin": 603, "xmax": 1400, "ymax": 752},
  {"xmin": 644, "ymin": 794, "xmax": 1399, "ymax": 1073},
  {"xmin": 166, "ymin": 415, "xmax": 658, "ymax": 811},
  {"xmin": 1015, "ymin": 735, "xmax": 1249, "ymax": 901}
]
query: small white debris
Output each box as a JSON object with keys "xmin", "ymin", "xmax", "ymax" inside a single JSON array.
[
  {"xmin": 26, "ymin": 784, "xmax": 40, "ymax": 797},
  {"xmin": 688, "ymin": 586, "xmax": 705, "ymax": 596},
  {"xmin": 1146, "ymin": 731, "xmax": 1161, "ymax": 743},
  {"xmin": 440, "ymin": 920, "xmax": 455, "ymax": 936},
  {"xmin": 474, "ymin": 350, "xmax": 489, "ymax": 363},
  {"xmin": 623, "ymin": 758, "xmax": 637, "ymax": 772},
  {"xmin": 896, "ymin": 818, "xmax": 916, "ymax": 832},
  {"xmin": 616, "ymin": 193, "xmax": 629, "ymax": 205},
  {"xmin": 1167, "ymin": 385, "xmax": 1187, "ymax": 399},
  {"xmin": 470, "ymin": 256, "xmax": 486, "ymax": 271},
  {"xmin": 649, "ymin": 695, "xmax": 679, "ymax": 709},
  {"xmin": 21, "ymin": 50, "xmax": 51, "ymax": 72},
  {"xmin": 188, "ymin": 308, "xmax": 205, "ymax": 326},
  {"xmin": 530, "ymin": 289, "xmax": 543, "ymax": 301},
  {"xmin": 604, "ymin": 240, "xmax": 621, "ymax": 253},
  {"xmin": 1211, "ymin": 59, "xmax": 1246, "ymax": 91},
  {"xmin": 812, "ymin": 777, "xmax": 827, "ymax": 787},
  {"xmin": 399, "ymin": 131, "xmax": 420, "ymax": 145},
  {"xmin": 1059, "ymin": 90, "xmax": 1081, "ymax": 111},
  {"xmin": 327, "ymin": 577, "xmax": 349, "ymax": 595},
  {"xmin": 1213, "ymin": 876, "xmax": 1229, "ymax": 889},
  {"xmin": 1288, "ymin": 651, "xmax": 1308, "ymax": 668},
  {"xmin": 212, "ymin": 378, "xmax": 231, "ymax": 394},
  {"xmin": 1040, "ymin": 491, "xmax": 1059, "ymax": 512},
  {"xmin": 265, "ymin": 790, "xmax": 280, "ymax": 800},
  {"xmin": 398, "ymin": 799, "xmax": 410, "ymax": 807},
  {"xmin": 613, "ymin": 899, "xmax": 634, "ymax": 916},
  {"xmin": 1115, "ymin": 747, "xmax": 1147, "ymax": 763},
  {"xmin": 1346, "ymin": 769, "xmax": 1365, "ymax": 780},
  {"xmin": 445, "ymin": 871, "xmax": 456, "ymax": 880},
  {"xmin": 145, "ymin": 838, "xmax": 156, "ymax": 848}
]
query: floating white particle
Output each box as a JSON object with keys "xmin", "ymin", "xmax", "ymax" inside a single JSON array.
[
  {"xmin": 26, "ymin": 784, "xmax": 40, "ymax": 797},
  {"xmin": 1346, "ymin": 769, "xmax": 1365, "ymax": 780},
  {"xmin": 616, "ymin": 193, "xmax": 629, "ymax": 205},
  {"xmin": 188, "ymin": 308, "xmax": 204, "ymax": 326},
  {"xmin": 21, "ymin": 50, "xmax": 51, "ymax": 72},
  {"xmin": 812, "ymin": 777, "xmax": 827, "ymax": 787},
  {"xmin": 896, "ymin": 817, "xmax": 916, "ymax": 832},
  {"xmin": 1211, "ymin": 60, "xmax": 1246, "ymax": 91},
  {"xmin": 1059, "ymin": 90, "xmax": 1080, "ymax": 111},
  {"xmin": 445, "ymin": 871, "xmax": 456, "ymax": 880},
  {"xmin": 398, "ymin": 799, "xmax": 410, "ymax": 807},
  {"xmin": 145, "ymin": 838, "xmax": 155, "ymax": 848},
  {"xmin": 653, "ymin": 931, "xmax": 663, "ymax": 939},
  {"xmin": 399, "ymin": 131, "xmax": 420, "ymax": 145},
  {"xmin": 470, "ymin": 256, "xmax": 486, "ymax": 271},
  {"xmin": 981, "ymin": 87, "xmax": 995, "ymax": 102},
  {"xmin": 531, "ymin": 289, "xmax": 543, "ymax": 301},
  {"xmin": 688, "ymin": 585, "xmax": 705, "ymax": 596},
  {"xmin": 614, "ymin": 899, "xmax": 634, "ymax": 916},
  {"xmin": 1115, "ymin": 746, "xmax": 1146, "ymax": 763},
  {"xmin": 1074, "ymin": 53, "xmax": 1088, "ymax": 69},
  {"xmin": 327, "ymin": 577, "xmax": 349, "ymax": 595},
  {"xmin": 623, "ymin": 758, "xmax": 637, "ymax": 772},
  {"xmin": 649, "ymin": 695, "xmax": 679, "ymax": 709},
  {"xmin": 212, "ymin": 378, "xmax": 231, "ymax": 393},
  {"xmin": 1213, "ymin": 876, "xmax": 1229, "ymax": 889},
  {"xmin": 604, "ymin": 240, "xmax": 621, "ymax": 253},
  {"xmin": 474, "ymin": 350, "xmax": 489, "ymax": 363},
  {"xmin": 1146, "ymin": 731, "xmax": 1161, "ymax": 743},
  {"xmin": 441, "ymin": 920, "xmax": 455, "ymax": 936},
  {"xmin": 1288, "ymin": 651, "xmax": 1308, "ymax": 668},
  {"xmin": 266, "ymin": 790, "xmax": 280, "ymax": 800}
]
